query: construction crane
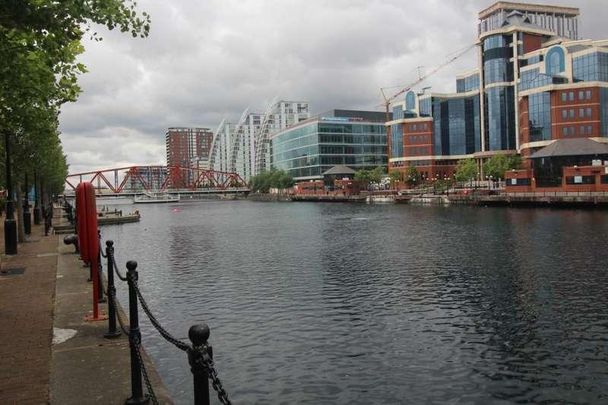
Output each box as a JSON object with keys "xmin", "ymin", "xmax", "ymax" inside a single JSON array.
[
  {"xmin": 381, "ymin": 43, "xmax": 477, "ymax": 120},
  {"xmin": 381, "ymin": 43, "xmax": 477, "ymax": 159}
]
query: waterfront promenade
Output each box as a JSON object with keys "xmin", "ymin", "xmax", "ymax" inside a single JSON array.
[{"xmin": 0, "ymin": 209, "xmax": 172, "ymax": 404}]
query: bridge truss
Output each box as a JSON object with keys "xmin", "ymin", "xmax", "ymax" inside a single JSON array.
[{"xmin": 65, "ymin": 165, "xmax": 248, "ymax": 194}]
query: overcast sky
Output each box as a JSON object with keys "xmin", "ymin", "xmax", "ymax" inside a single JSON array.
[{"xmin": 59, "ymin": 0, "xmax": 606, "ymax": 174}]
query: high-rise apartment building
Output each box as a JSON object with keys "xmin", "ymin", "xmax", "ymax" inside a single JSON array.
[
  {"xmin": 254, "ymin": 100, "xmax": 310, "ymax": 175},
  {"xmin": 207, "ymin": 100, "xmax": 310, "ymax": 181},
  {"xmin": 165, "ymin": 127, "xmax": 213, "ymax": 168},
  {"xmin": 387, "ymin": 1, "xmax": 608, "ymax": 181}
]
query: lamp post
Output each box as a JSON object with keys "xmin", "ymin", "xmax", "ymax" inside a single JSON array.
[{"xmin": 4, "ymin": 131, "xmax": 17, "ymax": 254}]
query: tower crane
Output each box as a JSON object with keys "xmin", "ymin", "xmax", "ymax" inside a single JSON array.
[
  {"xmin": 381, "ymin": 43, "xmax": 477, "ymax": 121},
  {"xmin": 381, "ymin": 43, "xmax": 477, "ymax": 159}
]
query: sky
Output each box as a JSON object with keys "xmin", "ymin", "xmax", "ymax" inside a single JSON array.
[{"xmin": 59, "ymin": 0, "xmax": 607, "ymax": 174}]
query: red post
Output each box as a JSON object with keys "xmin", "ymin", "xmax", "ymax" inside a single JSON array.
[
  {"xmin": 75, "ymin": 183, "xmax": 90, "ymax": 264},
  {"xmin": 80, "ymin": 182, "xmax": 107, "ymax": 322}
]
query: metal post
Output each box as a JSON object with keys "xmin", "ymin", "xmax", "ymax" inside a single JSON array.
[
  {"xmin": 97, "ymin": 231, "xmax": 106, "ymax": 303},
  {"xmin": 4, "ymin": 130, "xmax": 17, "ymax": 254},
  {"xmin": 104, "ymin": 241, "xmax": 121, "ymax": 339},
  {"xmin": 188, "ymin": 324, "xmax": 211, "ymax": 405},
  {"xmin": 126, "ymin": 261, "xmax": 148, "ymax": 405},
  {"xmin": 23, "ymin": 172, "xmax": 31, "ymax": 235}
]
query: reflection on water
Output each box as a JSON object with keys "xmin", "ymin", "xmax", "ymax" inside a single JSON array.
[{"xmin": 101, "ymin": 201, "xmax": 608, "ymax": 404}]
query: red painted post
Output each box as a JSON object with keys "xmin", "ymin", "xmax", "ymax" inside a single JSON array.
[
  {"xmin": 81, "ymin": 182, "xmax": 107, "ymax": 322},
  {"xmin": 75, "ymin": 183, "xmax": 90, "ymax": 264}
]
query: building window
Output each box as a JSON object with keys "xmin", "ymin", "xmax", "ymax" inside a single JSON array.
[
  {"xmin": 587, "ymin": 125, "xmax": 593, "ymax": 135},
  {"xmin": 569, "ymin": 91, "xmax": 575, "ymax": 101},
  {"xmin": 561, "ymin": 92, "xmax": 567, "ymax": 102},
  {"xmin": 561, "ymin": 109, "xmax": 568, "ymax": 119},
  {"xmin": 569, "ymin": 109, "xmax": 575, "ymax": 119},
  {"xmin": 586, "ymin": 90, "xmax": 592, "ymax": 100},
  {"xmin": 579, "ymin": 91, "xmax": 585, "ymax": 100},
  {"xmin": 586, "ymin": 107, "xmax": 592, "ymax": 118}
]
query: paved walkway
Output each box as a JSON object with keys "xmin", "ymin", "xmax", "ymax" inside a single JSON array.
[
  {"xmin": 0, "ymin": 208, "xmax": 173, "ymax": 404},
  {"xmin": 0, "ymin": 220, "xmax": 57, "ymax": 404}
]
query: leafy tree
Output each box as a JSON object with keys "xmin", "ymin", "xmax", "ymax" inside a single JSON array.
[
  {"xmin": 249, "ymin": 169, "xmax": 294, "ymax": 193},
  {"xmin": 483, "ymin": 154, "xmax": 521, "ymax": 179},
  {"xmin": 454, "ymin": 158, "xmax": 478, "ymax": 182},
  {"xmin": 369, "ymin": 166, "xmax": 385, "ymax": 185},
  {"xmin": 389, "ymin": 170, "xmax": 401, "ymax": 187},
  {"xmin": 0, "ymin": 1, "xmax": 150, "ymax": 241},
  {"xmin": 404, "ymin": 166, "xmax": 420, "ymax": 187},
  {"xmin": 354, "ymin": 169, "xmax": 371, "ymax": 185}
]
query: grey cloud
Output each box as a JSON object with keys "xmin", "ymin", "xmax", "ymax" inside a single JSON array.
[{"xmin": 60, "ymin": 0, "xmax": 608, "ymax": 173}]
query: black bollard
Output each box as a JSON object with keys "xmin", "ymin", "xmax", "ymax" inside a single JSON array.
[
  {"xmin": 126, "ymin": 261, "xmax": 149, "ymax": 405},
  {"xmin": 44, "ymin": 204, "xmax": 52, "ymax": 236},
  {"xmin": 188, "ymin": 324, "xmax": 211, "ymax": 405},
  {"xmin": 63, "ymin": 234, "xmax": 79, "ymax": 254},
  {"xmin": 104, "ymin": 241, "xmax": 121, "ymax": 339}
]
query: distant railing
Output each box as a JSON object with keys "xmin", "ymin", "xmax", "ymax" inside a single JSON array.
[{"xmin": 101, "ymin": 240, "xmax": 231, "ymax": 405}]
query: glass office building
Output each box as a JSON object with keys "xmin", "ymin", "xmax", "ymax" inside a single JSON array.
[
  {"xmin": 272, "ymin": 110, "xmax": 388, "ymax": 180},
  {"xmin": 387, "ymin": 2, "xmax": 608, "ymax": 180}
]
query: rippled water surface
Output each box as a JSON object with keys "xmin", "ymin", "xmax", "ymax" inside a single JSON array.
[{"xmin": 101, "ymin": 201, "xmax": 608, "ymax": 404}]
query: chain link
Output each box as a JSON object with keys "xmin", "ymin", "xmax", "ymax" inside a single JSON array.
[
  {"xmin": 194, "ymin": 346, "xmax": 231, "ymax": 405},
  {"xmin": 134, "ymin": 338, "xmax": 159, "ymax": 405},
  {"xmin": 128, "ymin": 273, "xmax": 191, "ymax": 352},
  {"xmin": 112, "ymin": 255, "xmax": 127, "ymax": 281},
  {"xmin": 108, "ymin": 288, "xmax": 131, "ymax": 335}
]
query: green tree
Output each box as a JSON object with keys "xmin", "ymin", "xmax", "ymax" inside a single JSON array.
[
  {"xmin": 404, "ymin": 166, "xmax": 420, "ymax": 187},
  {"xmin": 454, "ymin": 158, "xmax": 478, "ymax": 182},
  {"xmin": 483, "ymin": 154, "xmax": 521, "ymax": 179},
  {"xmin": 249, "ymin": 169, "xmax": 294, "ymax": 193},
  {"xmin": 354, "ymin": 169, "xmax": 371, "ymax": 186},
  {"xmin": 0, "ymin": 1, "xmax": 150, "ymax": 238},
  {"xmin": 389, "ymin": 170, "xmax": 401, "ymax": 188},
  {"xmin": 369, "ymin": 166, "xmax": 385, "ymax": 185}
]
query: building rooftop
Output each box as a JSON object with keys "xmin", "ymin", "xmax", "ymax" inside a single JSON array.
[
  {"xmin": 479, "ymin": 2, "xmax": 579, "ymax": 19},
  {"xmin": 531, "ymin": 138, "xmax": 608, "ymax": 159},
  {"xmin": 322, "ymin": 165, "xmax": 356, "ymax": 176}
]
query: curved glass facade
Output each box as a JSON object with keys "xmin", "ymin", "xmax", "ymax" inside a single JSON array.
[
  {"xmin": 485, "ymin": 86, "xmax": 516, "ymax": 150},
  {"xmin": 405, "ymin": 91, "xmax": 416, "ymax": 110},
  {"xmin": 432, "ymin": 95, "xmax": 481, "ymax": 156},
  {"xmin": 456, "ymin": 74, "xmax": 480, "ymax": 93},
  {"xmin": 528, "ymin": 92, "xmax": 552, "ymax": 142},
  {"xmin": 546, "ymin": 47, "xmax": 566, "ymax": 75},
  {"xmin": 483, "ymin": 35, "xmax": 513, "ymax": 84},
  {"xmin": 573, "ymin": 52, "xmax": 608, "ymax": 82},
  {"xmin": 519, "ymin": 68, "xmax": 552, "ymax": 91},
  {"xmin": 272, "ymin": 120, "xmax": 387, "ymax": 179}
]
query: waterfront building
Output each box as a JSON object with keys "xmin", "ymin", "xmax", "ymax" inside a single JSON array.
[
  {"xmin": 254, "ymin": 100, "xmax": 310, "ymax": 175},
  {"xmin": 387, "ymin": 1, "xmax": 608, "ymax": 182},
  {"xmin": 165, "ymin": 127, "xmax": 213, "ymax": 169},
  {"xmin": 272, "ymin": 110, "xmax": 389, "ymax": 180},
  {"xmin": 207, "ymin": 100, "xmax": 310, "ymax": 181}
]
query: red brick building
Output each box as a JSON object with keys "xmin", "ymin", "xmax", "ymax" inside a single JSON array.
[{"xmin": 165, "ymin": 127, "xmax": 213, "ymax": 168}]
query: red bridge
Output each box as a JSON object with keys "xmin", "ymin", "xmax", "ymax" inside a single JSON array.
[{"xmin": 65, "ymin": 165, "xmax": 249, "ymax": 195}]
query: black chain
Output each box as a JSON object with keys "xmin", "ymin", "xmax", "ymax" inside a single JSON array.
[
  {"xmin": 113, "ymin": 255, "xmax": 127, "ymax": 281},
  {"xmin": 108, "ymin": 288, "xmax": 131, "ymax": 335},
  {"xmin": 194, "ymin": 346, "xmax": 231, "ymax": 405},
  {"xmin": 128, "ymin": 274, "xmax": 191, "ymax": 352},
  {"xmin": 134, "ymin": 338, "xmax": 159, "ymax": 405}
]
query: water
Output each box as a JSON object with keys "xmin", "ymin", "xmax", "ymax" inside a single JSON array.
[{"xmin": 101, "ymin": 201, "xmax": 608, "ymax": 404}]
